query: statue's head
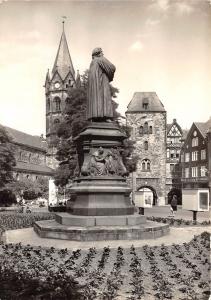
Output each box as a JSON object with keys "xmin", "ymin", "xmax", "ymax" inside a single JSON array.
[{"xmin": 92, "ymin": 47, "xmax": 103, "ymax": 58}]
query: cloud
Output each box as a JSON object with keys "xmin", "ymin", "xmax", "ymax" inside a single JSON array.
[
  {"xmin": 129, "ymin": 41, "xmax": 144, "ymax": 52},
  {"xmin": 174, "ymin": 1, "xmax": 195, "ymax": 15},
  {"xmin": 157, "ymin": 0, "xmax": 169, "ymax": 11},
  {"xmin": 149, "ymin": 0, "xmax": 169, "ymax": 12},
  {"xmin": 149, "ymin": 0, "xmax": 196, "ymax": 16},
  {"xmin": 145, "ymin": 18, "xmax": 160, "ymax": 27}
]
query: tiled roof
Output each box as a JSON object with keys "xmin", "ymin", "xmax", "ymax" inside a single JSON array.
[
  {"xmin": 126, "ymin": 92, "xmax": 166, "ymax": 113},
  {"xmin": 195, "ymin": 117, "xmax": 211, "ymax": 138},
  {"xmin": 52, "ymin": 29, "xmax": 75, "ymax": 80},
  {"xmin": 14, "ymin": 161, "xmax": 54, "ymax": 175},
  {"xmin": 4, "ymin": 126, "xmax": 47, "ymax": 151}
]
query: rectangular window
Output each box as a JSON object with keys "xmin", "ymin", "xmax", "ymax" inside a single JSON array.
[
  {"xmin": 192, "ymin": 137, "xmax": 198, "ymax": 147},
  {"xmin": 192, "ymin": 151, "xmax": 198, "ymax": 161},
  {"xmin": 185, "ymin": 168, "xmax": 189, "ymax": 178},
  {"xmin": 185, "ymin": 153, "xmax": 190, "ymax": 162},
  {"xmin": 201, "ymin": 150, "xmax": 206, "ymax": 160},
  {"xmin": 167, "ymin": 149, "xmax": 170, "ymax": 158},
  {"xmin": 200, "ymin": 166, "xmax": 206, "ymax": 177},
  {"xmin": 180, "ymin": 154, "xmax": 184, "ymax": 162},
  {"xmin": 176, "ymin": 150, "xmax": 180, "ymax": 158},
  {"xmin": 191, "ymin": 167, "xmax": 198, "ymax": 177}
]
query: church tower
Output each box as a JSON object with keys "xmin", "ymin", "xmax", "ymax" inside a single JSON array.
[{"xmin": 45, "ymin": 22, "xmax": 76, "ymax": 169}]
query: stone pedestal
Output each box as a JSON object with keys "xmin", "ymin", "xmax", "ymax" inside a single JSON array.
[
  {"xmin": 67, "ymin": 122, "xmax": 133, "ymax": 216},
  {"xmin": 67, "ymin": 176, "xmax": 134, "ymax": 216}
]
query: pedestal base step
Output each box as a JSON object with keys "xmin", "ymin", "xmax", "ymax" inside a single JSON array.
[
  {"xmin": 55, "ymin": 213, "xmax": 146, "ymax": 227},
  {"xmin": 34, "ymin": 220, "xmax": 169, "ymax": 241}
]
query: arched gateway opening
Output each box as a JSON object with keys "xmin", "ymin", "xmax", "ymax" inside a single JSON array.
[{"xmin": 137, "ymin": 185, "xmax": 158, "ymax": 206}]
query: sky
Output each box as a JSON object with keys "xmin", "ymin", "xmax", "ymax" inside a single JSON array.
[{"xmin": 0, "ymin": 0, "xmax": 210, "ymax": 136}]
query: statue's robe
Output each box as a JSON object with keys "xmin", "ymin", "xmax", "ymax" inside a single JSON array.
[{"xmin": 87, "ymin": 56, "xmax": 116, "ymax": 120}]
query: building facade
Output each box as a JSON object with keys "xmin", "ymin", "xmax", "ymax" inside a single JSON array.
[
  {"xmin": 5, "ymin": 126, "xmax": 53, "ymax": 181},
  {"xmin": 180, "ymin": 118, "xmax": 211, "ymax": 202},
  {"xmin": 165, "ymin": 119, "xmax": 186, "ymax": 203},
  {"xmin": 126, "ymin": 92, "xmax": 167, "ymax": 206}
]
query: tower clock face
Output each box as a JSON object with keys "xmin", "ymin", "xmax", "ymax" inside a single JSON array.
[{"xmin": 54, "ymin": 82, "xmax": 60, "ymax": 89}]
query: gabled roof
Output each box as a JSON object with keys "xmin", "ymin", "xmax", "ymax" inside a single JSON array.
[
  {"xmin": 167, "ymin": 119, "xmax": 183, "ymax": 136},
  {"xmin": 4, "ymin": 126, "xmax": 47, "ymax": 151},
  {"xmin": 126, "ymin": 92, "xmax": 166, "ymax": 113},
  {"xmin": 52, "ymin": 28, "xmax": 75, "ymax": 81},
  {"xmin": 194, "ymin": 117, "xmax": 211, "ymax": 138}
]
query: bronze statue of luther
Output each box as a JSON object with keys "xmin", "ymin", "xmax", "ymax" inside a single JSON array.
[{"xmin": 87, "ymin": 47, "xmax": 116, "ymax": 121}]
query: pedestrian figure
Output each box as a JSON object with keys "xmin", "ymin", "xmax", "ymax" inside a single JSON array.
[{"xmin": 170, "ymin": 194, "xmax": 177, "ymax": 216}]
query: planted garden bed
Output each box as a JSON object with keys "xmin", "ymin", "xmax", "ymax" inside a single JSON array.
[
  {"xmin": 0, "ymin": 212, "xmax": 55, "ymax": 241},
  {"xmin": 0, "ymin": 232, "xmax": 210, "ymax": 299},
  {"xmin": 147, "ymin": 216, "xmax": 211, "ymax": 227}
]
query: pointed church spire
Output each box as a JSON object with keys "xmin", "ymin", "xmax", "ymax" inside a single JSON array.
[
  {"xmin": 76, "ymin": 70, "xmax": 81, "ymax": 88},
  {"xmin": 52, "ymin": 20, "xmax": 75, "ymax": 80}
]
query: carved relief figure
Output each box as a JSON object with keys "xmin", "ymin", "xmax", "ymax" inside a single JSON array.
[{"xmin": 89, "ymin": 147, "xmax": 107, "ymax": 176}]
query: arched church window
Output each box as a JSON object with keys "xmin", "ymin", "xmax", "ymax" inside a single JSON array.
[
  {"xmin": 149, "ymin": 126, "xmax": 152, "ymax": 134},
  {"xmin": 53, "ymin": 97, "xmax": 61, "ymax": 111},
  {"xmin": 144, "ymin": 141, "xmax": 148, "ymax": 150},
  {"xmin": 143, "ymin": 122, "xmax": 148, "ymax": 134},
  {"xmin": 141, "ymin": 159, "xmax": 151, "ymax": 171}
]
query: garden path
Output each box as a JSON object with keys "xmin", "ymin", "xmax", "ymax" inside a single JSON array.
[{"xmin": 4, "ymin": 226, "xmax": 211, "ymax": 250}]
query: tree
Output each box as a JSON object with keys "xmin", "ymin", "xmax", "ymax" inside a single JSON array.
[
  {"xmin": 0, "ymin": 125, "xmax": 16, "ymax": 190},
  {"xmin": 0, "ymin": 125, "xmax": 17, "ymax": 206},
  {"xmin": 7, "ymin": 177, "xmax": 49, "ymax": 201},
  {"xmin": 54, "ymin": 71, "xmax": 88, "ymax": 187}
]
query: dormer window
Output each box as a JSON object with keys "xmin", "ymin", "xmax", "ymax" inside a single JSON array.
[{"xmin": 143, "ymin": 98, "xmax": 149, "ymax": 110}]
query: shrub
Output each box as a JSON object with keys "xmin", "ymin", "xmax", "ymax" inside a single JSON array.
[{"xmin": 0, "ymin": 189, "xmax": 17, "ymax": 207}]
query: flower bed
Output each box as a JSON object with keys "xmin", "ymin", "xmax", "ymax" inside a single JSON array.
[
  {"xmin": 147, "ymin": 216, "xmax": 211, "ymax": 227},
  {"xmin": 0, "ymin": 212, "xmax": 55, "ymax": 241},
  {"xmin": 0, "ymin": 232, "xmax": 210, "ymax": 299}
]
